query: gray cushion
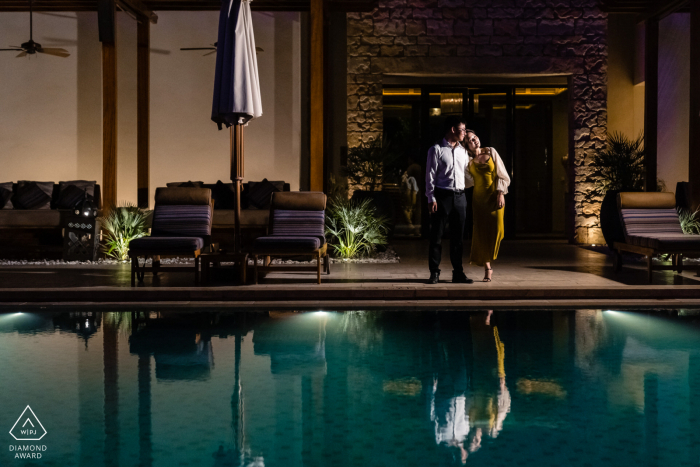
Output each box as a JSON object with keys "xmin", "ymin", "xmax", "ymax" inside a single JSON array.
[
  {"xmin": 56, "ymin": 184, "xmax": 86, "ymax": 209},
  {"xmin": 166, "ymin": 181, "xmax": 204, "ymax": 188},
  {"xmin": 59, "ymin": 180, "xmax": 96, "ymax": 198},
  {"xmin": 14, "ymin": 181, "xmax": 53, "ymax": 210},
  {"xmin": 247, "ymin": 179, "xmax": 280, "ymax": 209},
  {"xmin": 0, "ymin": 182, "xmax": 12, "ymax": 209}
]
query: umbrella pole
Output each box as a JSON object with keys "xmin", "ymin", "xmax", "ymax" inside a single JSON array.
[{"xmin": 230, "ymin": 123, "xmax": 244, "ymax": 253}]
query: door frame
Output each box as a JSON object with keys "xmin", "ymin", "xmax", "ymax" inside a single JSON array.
[{"xmin": 383, "ymin": 84, "xmax": 565, "ymax": 239}]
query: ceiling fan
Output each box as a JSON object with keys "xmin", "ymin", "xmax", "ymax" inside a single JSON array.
[
  {"xmin": 180, "ymin": 42, "xmax": 263, "ymax": 56},
  {"xmin": 1, "ymin": 0, "xmax": 70, "ymax": 58}
]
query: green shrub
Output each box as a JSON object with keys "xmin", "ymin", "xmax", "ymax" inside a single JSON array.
[
  {"xmin": 99, "ymin": 203, "xmax": 152, "ymax": 261},
  {"xmin": 325, "ymin": 196, "xmax": 388, "ymax": 259},
  {"xmin": 679, "ymin": 207, "xmax": 700, "ymax": 235},
  {"xmin": 592, "ymin": 131, "xmax": 646, "ymax": 194}
]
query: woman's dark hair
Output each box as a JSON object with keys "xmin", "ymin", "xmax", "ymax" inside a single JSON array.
[
  {"xmin": 461, "ymin": 129, "xmax": 477, "ymax": 153},
  {"xmin": 443, "ymin": 116, "xmax": 467, "ymax": 135}
]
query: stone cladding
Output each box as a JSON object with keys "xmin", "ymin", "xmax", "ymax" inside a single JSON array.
[{"xmin": 347, "ymin": 0, "xmax": 607, "ymax": 243}]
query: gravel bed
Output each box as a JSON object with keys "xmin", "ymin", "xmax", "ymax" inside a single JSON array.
[{"xmin": 0, "ymin": 246, "xmax": 401, "ymax": 266}]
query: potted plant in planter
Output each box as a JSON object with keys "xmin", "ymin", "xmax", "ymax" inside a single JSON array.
[
  {"xmin": 99, "ymin": 203, "xmax": 152, "ymax": 262},
  {"xmin": 325, "ymin": 196, "xmax": 389, "ymax": 259},
  {"xmin": 591, "ymin": 131, "xmax": 645, "ymax": 247},
  {"xmin": 343, "ymin": 138, "xmax": 399, "ymax": 237}
]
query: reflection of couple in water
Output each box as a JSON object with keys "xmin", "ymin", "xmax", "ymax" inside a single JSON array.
[{"xmin": 429, "ymin": 310, "xmax": 511, "ymax": 464}]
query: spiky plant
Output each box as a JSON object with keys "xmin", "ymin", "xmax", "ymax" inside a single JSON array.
[
  {"xmin": 678, "ymin": 207, "xmax": 700, "ymax": 235},
  {"xmin": 325, "ymin": 196, "xmax": 388, "ymax": 259},
  {"xmin": 592, "ymin": 131, "xmax": 646, "ymax": 194},
  {"xmin": 99, "ymin": 203, "xmax": 152, "ymax": 261}
]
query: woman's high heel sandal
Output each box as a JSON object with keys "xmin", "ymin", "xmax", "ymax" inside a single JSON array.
[{"xmin": 483, "ymin": 268, "xmax": 492, "ymax": 282}]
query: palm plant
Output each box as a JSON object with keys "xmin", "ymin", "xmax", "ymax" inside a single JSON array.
[
  {"xmin": 99, "ymin": 203, "xmax": 152, "ymax": 261},
  {"xmin": 592, "ymin": 131, "xmax": 646, "ymax": 194},
  {"xmin": 325, "ymin": 196, "xmax": 388, "ymax": 259},
  {"xmin": 678, "ymin": 207, "xmax": 700, "ymax": 234}
]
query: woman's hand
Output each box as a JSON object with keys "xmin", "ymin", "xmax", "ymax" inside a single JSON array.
[{"xmin": 497, "ymin": 192, "xmax": 505, "ymax": 209}]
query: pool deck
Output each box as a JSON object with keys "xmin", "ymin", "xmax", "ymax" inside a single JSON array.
[{"xmin": 0, "ymin": 239, "xmax": 699, "ymax": 309}]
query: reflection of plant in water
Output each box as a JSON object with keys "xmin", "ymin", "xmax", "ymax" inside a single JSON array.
[
  {"xmin": 516, "ymin": 379, "xmax": 567, "ymax": 399},
  {"xmin": 382, "ymin": 377, "xmax": 422, "ymax": 396},
  {"xmin": 339, "ymin": 311, "xmax": 383, "ymax": 350},
  {"xmin": 103, "ymin": 312, "xmax": 133, "ymax": 337}
]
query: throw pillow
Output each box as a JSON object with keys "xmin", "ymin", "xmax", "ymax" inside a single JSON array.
[
  {"xmin": 247, "ymin": 178, "xmax": 280, "ymax": 209},
  {"xmin": 56, "ymin": 184, "xmax": 87, "ymax": 209},
  {"xmin": 166, "ymin": 181, "xmax": 204, "ymax": 188},
  {"xmin": 13, "ymin": 181, "xmax": 52, "ymax": 209},
  {"xmin": 58, "ymin": 180, "xmax": 96, "ymax": 198},
  {"xmin": 0, "ymin": 182, "xmax": 13, "ymax": 209},
  {"xmin": 212, "ymin": 180, "xmax": 236, "ymax": 209}
]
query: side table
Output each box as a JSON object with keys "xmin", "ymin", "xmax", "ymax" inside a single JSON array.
[
  {"xmin": 200, "ymin": 251, "xmax": 249, "ymax": 285},
  {"xmin": 62, "ymin": 213, "xmax": 101, "ymax": 261}
]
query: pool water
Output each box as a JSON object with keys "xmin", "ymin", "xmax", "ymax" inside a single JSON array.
[{"xmin": 1, "ymin": 310, "xmax": 699, "ymax": 467}]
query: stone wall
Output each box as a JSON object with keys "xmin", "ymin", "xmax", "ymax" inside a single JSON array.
[{"xmin": 347, "ymin": 0, "xmax": 608, "ymax": 243}]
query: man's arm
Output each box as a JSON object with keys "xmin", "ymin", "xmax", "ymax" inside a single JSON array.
[{"xmin": 425, "ymin": 145, "xmax": 439, "ymax": 204}]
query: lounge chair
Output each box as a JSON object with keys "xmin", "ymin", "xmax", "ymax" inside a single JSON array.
[
  {"xmin": 251, "ymin": 192, "xmax": 329, "ymax": 284},
  {"xmin": 129, "ymin": 187, "xmax": 214, "ymax": 286},
  {"xmin": 613, "ymin": 192, "xmax": 700, "ymax": 283}
]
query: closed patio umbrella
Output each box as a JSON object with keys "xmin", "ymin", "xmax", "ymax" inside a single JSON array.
[{"xmin": 212, "ymin": 0, "xmax": 262, "ymax": 253}]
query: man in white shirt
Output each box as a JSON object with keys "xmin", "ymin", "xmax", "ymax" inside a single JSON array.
[{"xmin": 425, "ymin": 116, "xmax": 473, "ymax": 284}]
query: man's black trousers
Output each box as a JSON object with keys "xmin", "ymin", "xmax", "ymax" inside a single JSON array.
[{"xmin": 428, "ymin": 188, "xmax": 467, "ymax": 274}]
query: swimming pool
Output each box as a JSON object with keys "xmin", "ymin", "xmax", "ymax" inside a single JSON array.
[{"xmin": 1, "ymin": 309, "xmax": 699, "ymax": 466}]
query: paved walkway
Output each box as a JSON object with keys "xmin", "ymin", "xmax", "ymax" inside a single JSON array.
[{"xmin": 0, "ymin": 239, "xmax": 698, "ymax": 308}]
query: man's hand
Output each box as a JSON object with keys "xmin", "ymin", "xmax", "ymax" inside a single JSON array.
[
  {"xmin": 497, "ymin": 193, "xmax": 505, "ymax": 209},
  {"xmin": 430, "ymin": 202, "xmax": 438, "ymax": 213}
]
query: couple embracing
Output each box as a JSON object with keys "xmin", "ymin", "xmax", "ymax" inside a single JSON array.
[{"xmin": 426, "ymin": 116, "xmax": 511, "ymax": 284}]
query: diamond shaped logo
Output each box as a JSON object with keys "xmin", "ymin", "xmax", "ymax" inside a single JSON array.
[{"xmin": 9, "ymin": 406, "xmax": 46, "ymax": 441}]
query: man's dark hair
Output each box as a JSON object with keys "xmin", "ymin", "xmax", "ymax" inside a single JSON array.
[{"xmin": 444, "ymin": 116, "xmax": 467, "ymax": 135}]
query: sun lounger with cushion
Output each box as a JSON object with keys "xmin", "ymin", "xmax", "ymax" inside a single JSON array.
[{"xmin": 613, "ymin": 192, "xmax": 700, "ymax": 283}]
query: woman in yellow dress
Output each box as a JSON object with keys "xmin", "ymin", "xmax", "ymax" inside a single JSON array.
[{"xmin": 464, "ymin": 131, "xmax": 511, "ymax": 282}]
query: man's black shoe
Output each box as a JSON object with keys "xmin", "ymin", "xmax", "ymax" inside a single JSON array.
[
  {"xmin": 428, "ymin": 272, "xmax": 440, "ymax": 284},
  {"xmin": 452, "ymin": 272, "xmax": 473, "ymax": 284}
]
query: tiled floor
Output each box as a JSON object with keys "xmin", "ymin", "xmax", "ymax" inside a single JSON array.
[{"xmin": 0, "ymin": 239, "xmax": 698, "ymax": 306}]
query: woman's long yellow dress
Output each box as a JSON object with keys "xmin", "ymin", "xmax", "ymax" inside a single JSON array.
[{"xmin": 469, "ymin": 156, "xmax": 504, "ymax": 266}]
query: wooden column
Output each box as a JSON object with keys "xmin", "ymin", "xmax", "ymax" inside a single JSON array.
[
  {"xmin": 691, "ymin": 0, "xmax": 700, "ymax": 208},
  {"xmin": 309, "ymin": 0, "xmax": 324, "ymax": 192},
  {"xmin": 137, "ymin": 20, "xmax": 150, "ymax": 208},
  {"xmin": 644, "ymin": 18, "xmax": 658, "ymax": 192},
  {"xmin": 102, "ymin": 41, "xmax": 117, "ymax": 212}
]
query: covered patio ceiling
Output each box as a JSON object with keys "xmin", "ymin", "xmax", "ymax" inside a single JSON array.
[{"xmin": 0, "ymin": 0, "xmax": 377, "ymax": 11}]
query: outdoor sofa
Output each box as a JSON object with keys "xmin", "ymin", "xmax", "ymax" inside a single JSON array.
[
  {"xmin": 0, "ymin": 181, "xmax": 101, "ymax": 258},
  {"xmin": 613, "ymin": 191, "xmax": 700, "ymax": 283}
]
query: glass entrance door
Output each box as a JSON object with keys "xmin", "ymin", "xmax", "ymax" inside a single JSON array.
[{"xmin": 382, "ymin": 85, "xmax": 568, "ymax": 239}]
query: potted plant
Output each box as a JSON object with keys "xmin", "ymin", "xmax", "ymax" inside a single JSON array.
[
  {"xmin": 99, "ymin": 203, "xmax": 152, "ymax": 262},
  {"xmin": 591, "ymin": 132, "xmax": 646, "ymax": 247},
  {"xmin": 325, "ymin": 196, "xmax": 389, "ymax": 259},
  {"xmin": 343, "ymin": 138, "xmax": 398, "ymax": 237}
]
